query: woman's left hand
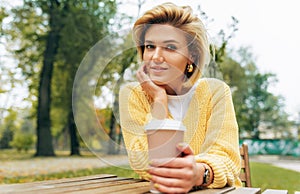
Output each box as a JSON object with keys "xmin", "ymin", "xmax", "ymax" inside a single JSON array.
[{"xmin": 148, "ymin": 143, "xmax": 202, "ymax": 193}]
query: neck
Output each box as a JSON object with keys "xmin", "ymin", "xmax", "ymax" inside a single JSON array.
[{"xmin": 164, "ymin": 83, "xmax": 191, "ymax": 95}]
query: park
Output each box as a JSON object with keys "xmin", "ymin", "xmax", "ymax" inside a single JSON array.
[{"xmin": 0, "ymin": 0, "xmax": 299, "ymax": 193}]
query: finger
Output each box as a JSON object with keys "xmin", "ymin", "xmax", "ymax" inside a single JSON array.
[
  {"xmin": 142, "ymin": 62, "xmax": 149, "ymax": 74},
  {"xmin": 151, "ymin": 174, "xmax": 184, "ymax": 188},
  {"xmin": 150, "ymin": 156, "xmax": 193, "ymax": 168},
  {"xmin": 136, "ymin": 67, "xmax": 150, "ymax": 84},
  {"xmin": 138, "ymin": 62, "xmax": 149, "ymax": 75},
  {"xmin": 149, "ymin": 157, "xmax": 178, "ymax": 167},
  {"xmin": 148, "ymin": 166, "xmax": 186, "ymax": 179},
  {"xmin": 154, "ymin": 183, "xmax": 190, "ymax": 193},
  {"xmin": 177, "ymin": 142, "xmax": 194, "ymax": 156}
]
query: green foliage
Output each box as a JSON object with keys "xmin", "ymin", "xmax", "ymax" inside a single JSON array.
[
  {"xmin": 9, "ymin": 131, "xmax": 35, "ymax": 152},
  {"xmin": 0, "ymin": 149, "xmax": 35, "ymax": 161},
  {"xmin": 50, "ymin": 0, "xmax": 118, "ymax": 152},
  {"xmin": 3, "ymin": 0, "xmax": 119, "ymax": 154},
  {"xmin": 201, "ymin": 12, "xmax": 293, "ymax": 139},
  {"xmin": 0, "ymin": 127, "xmax": 13, "ymax": 149},
  {"xmin": 217, "ymin": 47, "xmax": 293, "ymax": 139},
  {"xmin": 0, "ymin": 110, "xmax": 18, "ymax": 149},
  {"xmin": 5, "ymin": 3, "xmax": 46, "ymax": 96},
  {"xmin": 0, "ymin": 6, "xmax": 8, "ymax": 35}
]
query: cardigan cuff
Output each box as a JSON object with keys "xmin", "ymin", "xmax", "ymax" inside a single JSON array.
[{"xmin": 195, "ymin": 155, "xmax": 227, "ymax": 188}]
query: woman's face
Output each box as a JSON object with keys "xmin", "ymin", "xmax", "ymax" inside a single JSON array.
[{"xmin": 143, "ymin": 24, "xmax": 191, "ymax": 89}]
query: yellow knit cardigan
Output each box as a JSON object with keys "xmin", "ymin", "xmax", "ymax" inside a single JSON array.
[{"xmin": 119, "ymin": 78, "xmax": 242, "ymax": 188}]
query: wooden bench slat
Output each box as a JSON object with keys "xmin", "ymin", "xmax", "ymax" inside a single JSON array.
[
  {"xmin": 239, "ymin": 173, "xmax": 246, "ymax": 181},
  {"xmin": 0, "ymin": 173, "xmax": 264, "ymax": 194},
  {"xmin": 19, "ymin": 178, "xmax": 139, "ymax": 194},
  {"xmin": 241, "ymin": 160, "xmax": 246, "ymax": 168},
  {"xmin": 239, "ymin": 143, "xmax": 252, "ymax": 187},
  {"xmin": 69, "ymin": 180, "xmax": 150, "ymax": 194},
  {"xmin": 191, "ymin": 187, "xmax": 235, "ymax": 193},
  {"xmin": 0, "ymin": 174, "xmax": 117, "ymax": 193},
  {"xmin": 262, "ymin": 189, "xmax": 288, "ymax": 194},
  {"xmin": 229, "ymin": 187, "xmax": 261, "ymax": 194}
]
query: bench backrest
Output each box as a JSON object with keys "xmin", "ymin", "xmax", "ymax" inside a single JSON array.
[{"xmin": 239, "ymin": 143, "xmax": 252, "ymax": 187}]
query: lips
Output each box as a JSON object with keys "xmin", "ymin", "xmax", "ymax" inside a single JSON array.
[{"xmin": 150, "ymin": 65, "xmax": 168, "ymax": 71}]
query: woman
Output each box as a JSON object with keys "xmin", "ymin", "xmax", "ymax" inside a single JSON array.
[{"xmin": 119, "ymin": 2, "xmax": 242, "ymax": 193}]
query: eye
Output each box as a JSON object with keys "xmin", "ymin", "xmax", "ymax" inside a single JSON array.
[
  {"xmin": 145, "ymin": 44, "xmax": 155, "ymax": 49},
  {"xmin": 165, "ymin": 44, "xmax": 177, "ymax": 51}
]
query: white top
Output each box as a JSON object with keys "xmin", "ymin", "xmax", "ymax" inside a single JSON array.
[
  {"xmin": 144, "ymin": 119, "xmax": 186, "ymax": 131},
  {"xmin": 167, "ymin": 80, "xmax": 200, "ymax": 121}
]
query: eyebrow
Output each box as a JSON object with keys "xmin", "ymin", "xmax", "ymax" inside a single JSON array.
[{"xmin": 144, "ymin": 40, "xmax": 180, "ymax": 44}]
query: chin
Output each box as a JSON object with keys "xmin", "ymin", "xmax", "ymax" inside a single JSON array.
[{"xmin": 151, "ymin": 79, "xmax": 168, "ymax": 86}]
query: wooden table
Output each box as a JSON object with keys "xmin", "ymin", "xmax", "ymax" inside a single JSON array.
[{"xmin": 0, "ymin": 174, "xmax": 261, "ymax": 194}]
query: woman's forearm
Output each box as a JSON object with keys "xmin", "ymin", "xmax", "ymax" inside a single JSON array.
[{"xmin": 151, "ymin": 96, "xmax": 168, "ymax": 119}]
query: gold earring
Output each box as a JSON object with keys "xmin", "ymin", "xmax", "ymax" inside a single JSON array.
[{"xmin": 187, "ymin": 64, "xmax": 193, "ymax": 73}]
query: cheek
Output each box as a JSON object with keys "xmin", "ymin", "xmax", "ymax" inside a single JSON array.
[
  {"xmin": 170, "ymin": 58, "xmax": 187, "ymax": 72},
  {"xmin": 142, "ymin": 51, "xmax": 150, "ymax": 61}
]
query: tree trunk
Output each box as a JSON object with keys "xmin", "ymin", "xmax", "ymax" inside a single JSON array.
[
  {"xmin": 108, "ymin": 109, "xmax": 117, "ymax": 154},
  {"xmin": 68, "ymin": 111, "xmax": 80, "ymax": 155},
  {"xmin": 35, "ymin": 37, "xmax": 56, "ymax": 156},
  {"xmin": 35, "ymin": 0, "xmax": 60, "ymax": 156}
]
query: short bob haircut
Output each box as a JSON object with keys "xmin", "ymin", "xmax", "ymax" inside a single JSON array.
[{"xmin": 132, "ymin": 2, "xmax": 210, "ymax": 86}]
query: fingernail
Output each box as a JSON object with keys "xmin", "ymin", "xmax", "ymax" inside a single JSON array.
[
  {"xmin": 146, "ymin": 174, "xmax": 152, "ymax": 180},
  {"xmin": 177, "ymin": 142, "xmax": 186, "ymax": 147},
  {"xmin": 149, "ymin": 161, "xmax": 153, "ymax": 166}
]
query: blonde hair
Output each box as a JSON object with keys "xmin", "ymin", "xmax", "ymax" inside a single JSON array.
[{"xmin": 133, "ymin": 2, "xmax": 210, "ymax": 85}]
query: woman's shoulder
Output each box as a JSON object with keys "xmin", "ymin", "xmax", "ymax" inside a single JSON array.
[
  {"xmin": 120, "ymin": 82, "xmax": 142, "ymax": 92},
  {"xmin": 194, "ymin": 78, "xmax": 232, "ymax": 100},
  {"xmin": 119, "ymin": 82, "xmax": 144, "ymax": 97},
  {"xmin": 197, "ymin": 78, "xmax": 230, "ymax": 91}
]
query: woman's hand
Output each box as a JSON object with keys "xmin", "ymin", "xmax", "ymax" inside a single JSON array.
[
  {"xmin": 136, "ymin": 63, "xmax": 167, "ymax": 101},
  {"xmin": 147, "ymin": 143, "xmax": 203, "ymax": 193},
  {"xmin": 136, "ymin": 63, "xmax": 168, "ymax": 119}
]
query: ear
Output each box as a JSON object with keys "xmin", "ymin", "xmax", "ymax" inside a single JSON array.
[
  {"xmin": 189, "ymin": 51, "xmax": 197, "ymax": 63},
  {"xmin": 188, "ymin": 55, "xmax": 194, "ymax": 65}
]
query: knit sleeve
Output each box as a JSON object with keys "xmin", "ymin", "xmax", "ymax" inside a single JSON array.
[
  {"xmin": 119, "ymin": 83, "xmax": 152, "ymax": 179},
  {"xmin": 195, "ymin": 79, "xmax": 242, "ymax": 188}
]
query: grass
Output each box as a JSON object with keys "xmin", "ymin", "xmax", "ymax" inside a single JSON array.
[
  {"xmin": 1, "ymin": 150, "xmax": 300, "ymax": 193},
  {"xmin": 1, "ymin": 165, "xmax": 139, "ymax": 184},
  {"xmin": 250, "ymin": 162, "xmax": 300, "ymax": 193},
  {"xmin": 0, "ymin": 149, "xmax": 96, "ymax": 161}
]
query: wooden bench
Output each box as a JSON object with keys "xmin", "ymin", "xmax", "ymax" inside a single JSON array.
[
  {"xmin": 0, "ymin": 174, "xmax": 262, "ymax": 194},
  {"xmin": 240, "ymin": 143, "xmax": 252, "ymax": 187},
  {"xmin": 262, "ymin": 189, "xmax": 288, "ymax": 194}
]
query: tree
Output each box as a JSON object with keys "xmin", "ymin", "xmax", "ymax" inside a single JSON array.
[
  {"xmin": 219, "ymin": 47, "xmax": 292, "ymax": 139},
  {"xmin": 53, "ymin": 0, "xmax": 117, "ymax": 155},
  {"xmin": 3, "ymin": 1, "xmax": 54, "ymax": 155},
  {"xmin": 34, "ymin": 0, "xmax": 62, "ymax": 156},
  {"xmin": 5, "ymin": 0, "xmax": 118, "ymax": 156},
  {"xmin": 204, "ymin": 16, "xmax": 239, "ymax": 78}
]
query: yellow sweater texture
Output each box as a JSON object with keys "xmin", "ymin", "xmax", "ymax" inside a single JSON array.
[{"xmin": 119, "ymin": 78, "xmax": 242, "ymax": 188}]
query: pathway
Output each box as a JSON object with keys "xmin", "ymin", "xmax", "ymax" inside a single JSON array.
[
  {"xmin": 0, "ymin": 155, "xmax": 129, "ymax": 178},
  {"xmin": 250, "ymin": 155, "xmax": 300, "ymax": 172}
]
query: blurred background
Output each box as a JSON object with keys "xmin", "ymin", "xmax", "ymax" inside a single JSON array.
[{"xmin": 0, "ymin": 0, "xmax": 299, "ymax": 192}]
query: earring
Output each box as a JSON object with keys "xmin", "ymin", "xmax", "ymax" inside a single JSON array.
[{"xmin": 187, "ymin": 64, "xmax": 193, "ymax": 73}]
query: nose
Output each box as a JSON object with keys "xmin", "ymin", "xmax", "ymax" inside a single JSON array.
[{"xmin": 152, "ymin": 47, "xmax": 164, "ymax": 63}]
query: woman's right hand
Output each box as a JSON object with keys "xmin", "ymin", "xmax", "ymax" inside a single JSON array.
[{"xmin": 136, "ymin": 63, "xmax": 168, "ymax": 119}]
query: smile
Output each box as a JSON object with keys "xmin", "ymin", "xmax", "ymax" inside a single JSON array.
[{"xmin": 150, "ymin": 66, "xmax": 168, "ymax": 72}]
